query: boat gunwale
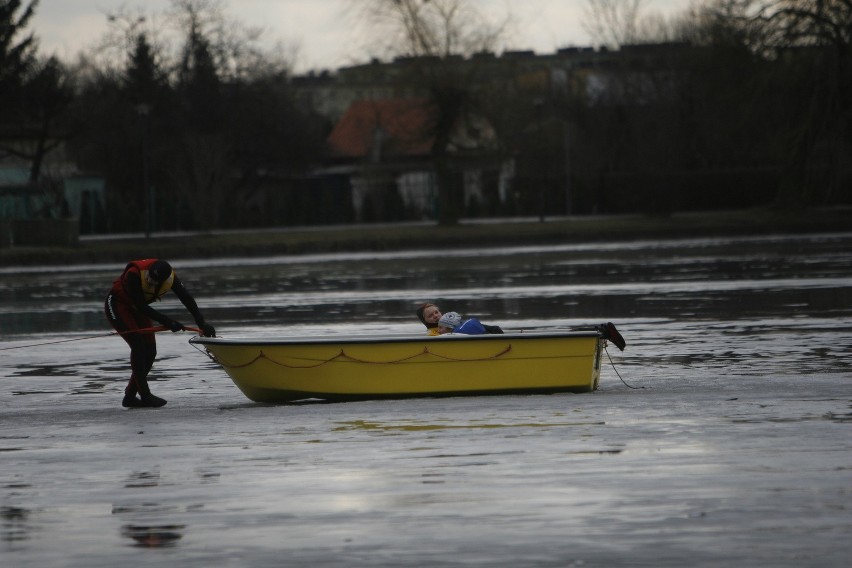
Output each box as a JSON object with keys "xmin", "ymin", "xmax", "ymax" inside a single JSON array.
[{"xmin": 189, "ymin": 330, "xmax": 601, "ymax": 348}]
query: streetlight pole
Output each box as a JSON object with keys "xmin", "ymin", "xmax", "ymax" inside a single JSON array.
[
  {"xmin": 137, "ymin": 103, "xmax": 151, "ymax": 238},
  {"xmin": 534, "ymin": 98, "xmax": 545, "ymax": 223}
]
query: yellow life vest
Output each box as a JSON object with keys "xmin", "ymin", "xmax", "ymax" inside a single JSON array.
[{"xmin": 140, "ymin": 268, "xmax": 174, "ymax": 303}]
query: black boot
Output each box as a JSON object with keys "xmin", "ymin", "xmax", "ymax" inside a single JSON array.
[
  {"xmin": 139, "ymin": 393, "xmax": 167, "ymax": 407},
  {"xmin": 599, "ymin": 322, "xmax": 626, "ymax": 351},
  {"xmin": 122, "ymin": 394, "xmax": 143, "ymax": 408}
]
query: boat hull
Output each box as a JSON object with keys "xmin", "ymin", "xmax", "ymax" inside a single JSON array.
[{"xmin": 190, "ymin": 332, "xmax": 603, "ymax": 403}]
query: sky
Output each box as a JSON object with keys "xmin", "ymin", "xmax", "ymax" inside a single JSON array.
[{"xmin": 30, "ymin": 0, "xmax": 694, "ymax": 73}]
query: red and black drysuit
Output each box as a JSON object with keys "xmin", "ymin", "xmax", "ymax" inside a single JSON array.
[{"xmin": 104, "ymin": 259, "xmax": 209, "ymax": 398}]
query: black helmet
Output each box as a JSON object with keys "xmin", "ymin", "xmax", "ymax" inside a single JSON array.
[{"xmin": 148, "ymin": 260, "xmax": 173, "ymax": 283}]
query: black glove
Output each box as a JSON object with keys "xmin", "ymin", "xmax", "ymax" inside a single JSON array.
[
  {"xmin": 166, "ymin": 320, "xmax": 184, "ymax": 333},
  {"xmin": 199, "ymin": 323, "xmax": 216, "ymax": 337}
]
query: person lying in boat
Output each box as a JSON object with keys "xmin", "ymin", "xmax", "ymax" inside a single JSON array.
[
  {"xmin": 437, "ymin": 311, "xmax": 504, "ymax": 335},
  {"xmin": 435, "ymin": 311, "xmax": 626, "ymax": 350},
  {"xmin": 416, "ymin": 302, "xmax": 443, "ymax": 336}
]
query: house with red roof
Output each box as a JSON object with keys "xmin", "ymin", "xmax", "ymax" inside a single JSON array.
[{"xmin": 324, "ymin": 97, "xmax": 508, "ymax": 222}]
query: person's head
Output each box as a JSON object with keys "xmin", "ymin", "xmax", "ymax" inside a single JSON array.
[
  {"xmin": 147, "ymin": 260, "xmax": 173, "ymax": 285},
  {"xmin": 438, "ymin": 311, "xmax": 462, "ymax": 334},
  {"xmin": 416, "ymin": 302, "xmax": 442, "ymax": 328}
]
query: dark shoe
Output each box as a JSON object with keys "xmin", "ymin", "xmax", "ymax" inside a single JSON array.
[
  {"xmin": 139, "ymin": 393, "xmax": 167, "ymax": 407},
  {"xmin": 599, "ymin": 322, "xmax": 626, "ymax": 351},
  {"xmin": 122, "ymin": 394, "xmax": 143, "ymax": 408}
]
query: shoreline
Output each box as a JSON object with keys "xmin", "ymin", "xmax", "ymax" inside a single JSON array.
[{"xmin": 2, "ymin": 207, "xmax": 850, "ymax": 266}]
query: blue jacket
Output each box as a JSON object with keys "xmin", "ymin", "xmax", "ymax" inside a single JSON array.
[{"xmin": 455, "ymin": 319, "xmax": 488, "ymax": 335}]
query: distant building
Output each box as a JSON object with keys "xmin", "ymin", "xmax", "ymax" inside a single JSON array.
[
  {"xmin": 0, "ymin": 140, "xmax": 104, "ymax": 244},
  {"xmin": 323, "ymin": 97, "xmax": 508, "ymax": 221},
  {"xmin": 292, "ymin": 43, "xmax": 697, "ymax": 221},
  {"xmin": 292, "ymin": 46, "xmax": 623, "ymax": 123}
]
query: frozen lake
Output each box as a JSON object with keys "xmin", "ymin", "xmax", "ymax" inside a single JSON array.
[{"xmin": 1, "ymin": 232, "xmax": 851, "ymax": 567}]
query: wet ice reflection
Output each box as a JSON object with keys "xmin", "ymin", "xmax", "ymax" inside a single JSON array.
[
  {"xmin": 1, "ymin": 232, "xmax": 851, "ymax": 567},
  {"xmin": 1, "ymin": 506, "xmax": 31, "ymax": 544},
  {"xmin": 120, "ymin": 524, "xmax": 185, "ymax": 548},
  {"xmin": 2, "ymin": 232, "xmax": 851, "ymax": 336}
]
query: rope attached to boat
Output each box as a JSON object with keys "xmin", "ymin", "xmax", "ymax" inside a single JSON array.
[
  {"xmin": 0, "ymin": 326, "xmax": 200, "ymax": 351},
  {"xmin": 206, "ymin": 344, "xmax": 513, "ymax": 370},
  {"xmin": 604, "ymin": 345, "xmax": 644, "ymax": 389}
]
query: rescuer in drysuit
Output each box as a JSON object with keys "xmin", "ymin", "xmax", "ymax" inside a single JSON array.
[{"xmin": 104, "ymin": 259, "xmax": 215, "ymax": 408}]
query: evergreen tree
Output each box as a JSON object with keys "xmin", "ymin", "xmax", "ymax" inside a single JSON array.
[
  {"xmin": 0, "ymin": 1, "xmax": 71, "ymax": 182},
  {"xmin": 124, "ymin": 32, "xmax": 167, "ymax": 107},
  {"xmin": 0, "ymin": 0, "xmax": 37, "ymax": 116}
]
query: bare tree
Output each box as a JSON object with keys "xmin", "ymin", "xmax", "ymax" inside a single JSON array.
[
  {"xmin": 357, "ymin": 0, "xmax": 505, "ymax": 58},
  {"xmin": 733, "ymin": 0, "xmax": 852, "ymax": 204},
  {"xmin": 352, "ymin": 0, "xmax": 508, "ymax": 224},
  {"xmin": 583, "ymin": 0, "xmax": 647, "ymax": 48}
]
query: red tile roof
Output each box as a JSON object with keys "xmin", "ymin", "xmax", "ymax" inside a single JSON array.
[{"xmin": 327, "ymin": 98, "xmax": 435, "ymax": 159}]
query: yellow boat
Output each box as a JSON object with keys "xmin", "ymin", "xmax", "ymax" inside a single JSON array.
[{"xmin": 190, "ymin": 331, "xmax": 605, "ymax": 403}]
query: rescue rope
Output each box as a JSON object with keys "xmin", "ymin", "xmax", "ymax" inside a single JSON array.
[
  {"xmin": 207, "ymin": 344, "xmax": 513, "ymax": 370},
  {"xmin": 604, "ymin": 345, "xmax": 644, "ymax": 389},
  {"xmin": 0, "ymin": 326, "xmax": 202, "ymax": 351}
]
